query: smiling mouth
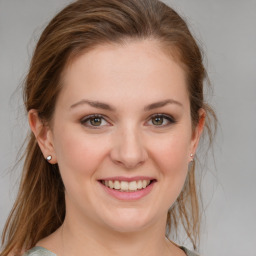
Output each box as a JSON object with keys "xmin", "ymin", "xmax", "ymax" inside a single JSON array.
[{"xmin": 100, "ymin": 179, "xmax": 156, "ymax": 192}]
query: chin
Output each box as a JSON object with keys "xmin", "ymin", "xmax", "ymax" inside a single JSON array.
[
  {"xmin": 105, "ymin": 220, "xmax": 150, "ymax": 234},
  {"xmin": 101, "ymin": 207, "xmax": 158, "ymax": 234}
]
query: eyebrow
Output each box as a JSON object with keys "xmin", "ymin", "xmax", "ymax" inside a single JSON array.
[
  {"xmin": 70, "ymin": 99, "xmax": 116, "ymax": 111},
  {"xmin": 70, "ymin": 99, "xmax": 182, "ymax": 111},
  {"xmin": 144, "ymin": 99, "xmax": 183, "ymax": 111}
]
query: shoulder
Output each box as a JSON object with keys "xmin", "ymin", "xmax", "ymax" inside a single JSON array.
[
  {"xmin": 180, "ymin": 246, "xmax": 200, "ymax": 256},
  {"xmin": 22, "ymin": 247, "xmax": 56, "ymax": 256},
  {"xmin": 23, "ymin": 245, "xmax": 199, "ymax": 256}
]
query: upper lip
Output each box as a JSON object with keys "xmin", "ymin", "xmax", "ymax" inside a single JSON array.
[{"xmin": 99, "ymin": 176, "xmax": 156, "ymax": 182}]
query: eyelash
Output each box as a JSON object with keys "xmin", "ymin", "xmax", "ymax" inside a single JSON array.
[
  {"xmin": 80, "ymin": 114, "xmax": 109, "ymax": 129},
  {"xmin": 80, "ymin": 114, "xmax": 176, "ymax": 128},
  {"xmin": 146, "ymin": 114, "xmax": 176, "ymax": 127}
]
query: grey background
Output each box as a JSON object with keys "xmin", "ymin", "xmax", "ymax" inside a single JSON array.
[{"xmin": 0, "ymin": 0, "xmax": 255, "ymax": 255}]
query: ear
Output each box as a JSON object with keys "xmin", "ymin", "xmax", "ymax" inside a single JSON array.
[
  {"xmin": 28, "ymin": 109, "xmax": 57, "ymax": 164},
  {"xmin": 189, "ymin": 108, "xmax": 206, "ymax": 161}
]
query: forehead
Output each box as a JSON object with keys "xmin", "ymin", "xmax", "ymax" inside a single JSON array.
[{"xmin": 59, "ymin": 40, "xmax": 189, "ymax": 109}]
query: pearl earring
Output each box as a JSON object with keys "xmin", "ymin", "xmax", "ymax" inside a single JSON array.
[
  {"xmin": 190, "ymin": 153, "xmax": 194, "ymax": 161},
  {"xmin": 46, "ymin": 155, "xmax": 52, "ymax": 162}
]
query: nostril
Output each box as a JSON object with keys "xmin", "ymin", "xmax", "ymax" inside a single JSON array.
[
  {"xmin": 109, "ymin": 134, "xmax": 148, "ymax": 169},
  {"xmin": 111, "ymin": 157, "xmax": 145, "ymax": 169}
]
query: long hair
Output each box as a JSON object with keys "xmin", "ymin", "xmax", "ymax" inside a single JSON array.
[{"xmin": 1, "ymin": 0, "xmax": 217, "ymax": 255}]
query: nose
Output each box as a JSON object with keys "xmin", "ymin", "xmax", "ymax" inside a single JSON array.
[{"xmin": 110, "ymin": 126, "xmax": 148, "ymax": 169}]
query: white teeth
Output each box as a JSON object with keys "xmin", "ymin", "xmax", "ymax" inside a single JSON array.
[
  {"xmin": 114, "ymin": 180, "xmax": 121, "ymax": 190},
  {"xmin": 137, "ymin": 180, "xmax": 142, "ymax": 189},
  {"xmin": 120, "ymin": 181, "xmax": 129, "ymax": 191},
  {"xmin": 128, "ymin": 181, "xmax": 137, "ymax": 191},
  {"xmin": 109, "ymin": 180, "xmax": 114, "ymax": 189},
  {"xmin": 103, "ymin": 179, "xmax": 152, "ymax": 192}
]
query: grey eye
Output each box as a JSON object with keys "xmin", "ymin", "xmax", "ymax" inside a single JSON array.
[
  {"xmin": 147, "ymin": 114, "xmax": 176, "ymax": 127},
  {"xmin": 81, "ymin": 115, "xmax": 109, "ymax": 128},
  {"xmin": 152, "ymin": 116, "xmax": 164, "ymax": 125},
  {"xmin": 89, "ymin": 117, "xmax": 102, "ymax": 126}
]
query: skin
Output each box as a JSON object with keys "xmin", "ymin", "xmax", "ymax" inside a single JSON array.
[{"xmin": 29, "ymin": 39, "xmax": 205, "ymax": 256}]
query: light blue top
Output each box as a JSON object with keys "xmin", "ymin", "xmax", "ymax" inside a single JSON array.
[{"xmin": 23, "ymin": 246, "xmax": 200, "ymax": 256}]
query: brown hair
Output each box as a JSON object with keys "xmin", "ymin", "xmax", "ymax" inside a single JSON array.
[{"xmin": 1, "ymin": 0, "xmax": 217, "ymax": 255}]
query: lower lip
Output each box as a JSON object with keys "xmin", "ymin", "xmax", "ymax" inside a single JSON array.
[{"xmin": 99, "ymin": 181, "xmax": 155, "ymax": 201}]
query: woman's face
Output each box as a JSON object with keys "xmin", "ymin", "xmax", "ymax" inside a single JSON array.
[{"xmin": 44, "ymin": 40, "xmax": 203, "ymax": 233}]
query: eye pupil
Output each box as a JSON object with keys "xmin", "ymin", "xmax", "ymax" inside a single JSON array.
[
  {"xmin": 152, "ymin": 116, "xmax": 163, "ymax": 125},
  {"xmin": 90, "ymin": 117, "xmax": 102, "ymax": 126}
]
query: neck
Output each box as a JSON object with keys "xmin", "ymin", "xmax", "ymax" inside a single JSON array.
[{"xmin": 58, "ymin": 213, "xmax": 175, "ymax": 256}]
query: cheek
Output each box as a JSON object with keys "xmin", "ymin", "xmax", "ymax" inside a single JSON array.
[
  {"xmin": 148, "ymin": 130, "xmax": 191, "ymax": 198},
  {"xmin": 53, "ymin": 128, "xmax": 109, "ymax": 183},
  {"xmin": 153, "ymin": 136, "xmax": 190, "ymax": 206},
  {"xmin": 150, "ymin": 131, "xmax": 191, "ymax": 172}
]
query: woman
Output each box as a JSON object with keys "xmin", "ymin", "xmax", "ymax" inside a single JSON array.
[{"xmin": 1, "ymin": 0, "xmax": 217, "ymax": 255}]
